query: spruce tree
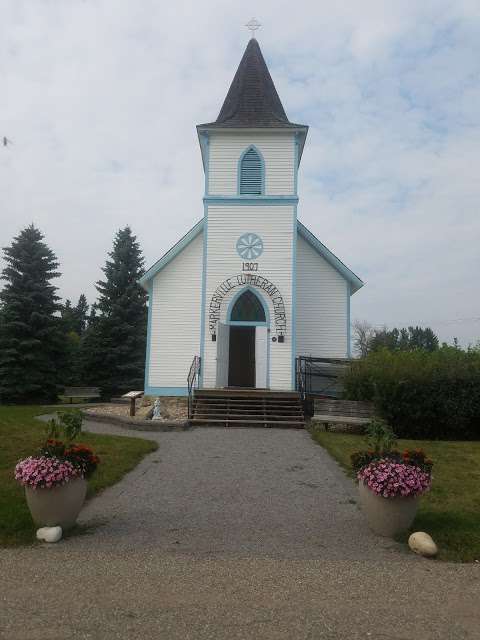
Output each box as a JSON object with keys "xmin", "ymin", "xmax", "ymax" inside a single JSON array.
[
  {"xmin": 73, "ymin": 294, "xmax": 89, "ymax": 334},
  {"xmin": 0, "ymin": 225, "xmax": 65, "ymax": 402},
  {"xmin": 81, "ymin": 227, "xmax": 147, "ymax": 396}
]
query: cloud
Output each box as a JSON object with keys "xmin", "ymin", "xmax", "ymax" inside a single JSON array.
[{"xmin": 1, "ymin": 0, "xmax": 479, "ymax": 345}]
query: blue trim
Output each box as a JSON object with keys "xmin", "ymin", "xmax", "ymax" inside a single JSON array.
[
  {"xmin": 204, "ymin": 196, "xmax": 298, "ymax": 205},
  {"xmin": 237, "ymin": 145, "xmax": 265, "ymax": 195},
  {"xmin": 291, "ymin": 203, "xmax": 298, "ymax": 390},
  {"xmin": 139, "ymin": 220, "xmax": 204, "ymax": 287},
  {"xmin": 294, "ymin": 133, "xmax": 299, "ymax": 196},
  {"xmin": 297, "ymin": 220, "xmax": 364, "ymax": 294},
  {"xmin": 199, "ymin": 201, "xmax": 208, "ymax": 386},
  {"xmin": 145, "ymin": 386, "xmax": 189, "ymax": 397},
  {"xmin": 203, "ymin": 133, "xmax": 210, "ymax": 196},
  {"xmin": 347, "ymin": 282, "xmax": 351, "ymax": 358},
  {"xmin": 144, "ymin": 282, "xmax": 153, "ymax": 391}
]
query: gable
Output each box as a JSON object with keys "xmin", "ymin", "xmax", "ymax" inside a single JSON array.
[
  {"xmin": 296, "ymin": 221, "xmax": 364, "ymax": 294},
  {"xmin": 139, "ymin": 220, "xmax": 204, "ymax": 289}
]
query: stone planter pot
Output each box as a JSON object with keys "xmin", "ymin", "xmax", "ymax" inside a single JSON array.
[
  {"xmin": 358, "ymin": 480, "xmax": 418, "ymax": 538},
  {"xmin": 25, "ymin": 477, "xmax": 87, "ymax": 530}
]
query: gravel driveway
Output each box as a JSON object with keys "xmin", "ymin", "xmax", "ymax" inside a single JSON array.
[{"xmin": 1, "ymin": 421, "xmax": 479, "ymax": 640}]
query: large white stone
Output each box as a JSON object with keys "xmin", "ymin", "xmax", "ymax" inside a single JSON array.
[
  {"xmin": 408, "ymin": 531, "xmax": 438, "ymax": 557},
  {"xmin": 36, "ymin": 526, "xmax": 63, "ymax": 543}
]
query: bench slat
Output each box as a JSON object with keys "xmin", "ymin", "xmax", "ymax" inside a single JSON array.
[
  {"xmin": 311, "ymin": 415, "xmax": 372, "ymax": 425},
  {"xmin": 312, "ymin": 398, "xmax": 374, "ymax": 425}
]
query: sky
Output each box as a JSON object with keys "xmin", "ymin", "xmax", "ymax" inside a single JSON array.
[{"xmin": 1, "ymin": 0, "xmax": 480, "ymax": 346}]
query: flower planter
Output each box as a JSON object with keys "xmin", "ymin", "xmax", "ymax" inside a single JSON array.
[
  {"xmin": 25, "ymin": 477, "xmax": 87, "ymax": 530},
  {"xmin": 358, "ymin": 480, "xmax": 418, "ymax": 538}
]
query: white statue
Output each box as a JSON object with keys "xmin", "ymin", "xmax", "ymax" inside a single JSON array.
[{"xmin": 152, "ymin": 398, "xmax": 162, "ymax": 420}]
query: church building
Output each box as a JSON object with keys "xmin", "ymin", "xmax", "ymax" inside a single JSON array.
[{"xmin": 140, "ymin": 37, "xmax": 363, "ymax": 397}]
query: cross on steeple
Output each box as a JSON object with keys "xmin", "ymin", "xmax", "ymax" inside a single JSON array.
[{"xmin": 245, "ymin": 17, "xmax": 261, "ymax": 38}]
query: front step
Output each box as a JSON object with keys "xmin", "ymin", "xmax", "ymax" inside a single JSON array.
[{"xmin": 190, "ymin": 388, "xmax": 305, "ymax": 429}]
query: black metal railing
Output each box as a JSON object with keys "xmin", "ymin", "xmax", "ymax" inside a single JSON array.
[
  {"xmin": 187, "ymin": 355, "xmax": 201, "ymax": 420},
  {"xmin": 295, "ymin": 356, "xmax": 351, "ymax": 405}
]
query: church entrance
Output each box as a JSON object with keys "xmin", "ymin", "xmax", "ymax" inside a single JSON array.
[
  {"xmin": 215, "ymin": 288, "xmax": 269, "ymax": 389},
  {"xmin": 228, "ymin": 326, "xmax": 255, "ymax": 387}
]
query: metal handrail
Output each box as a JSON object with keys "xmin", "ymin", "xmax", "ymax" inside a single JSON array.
[
  {"xmin": 187, "ymin": 355, "xmax": 201, "ymax": 420},
  {"xmin": 295, "ymin": 356, "xmax": 306, "ymax": 403}
]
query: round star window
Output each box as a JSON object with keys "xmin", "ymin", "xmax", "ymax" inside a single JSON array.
[{"xmin": 236, "ymin": 233, "xmax": 264, "ymax": 260}]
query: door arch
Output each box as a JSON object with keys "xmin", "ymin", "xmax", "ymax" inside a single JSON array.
[{"xmin": 222, "ymin": 287, "xmax": 270, "ymax": 388}]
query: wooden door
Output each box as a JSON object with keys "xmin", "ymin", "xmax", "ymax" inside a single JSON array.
[{"xmin": 228, "ymin": 326, "xmax": 255, "ymax": 387}]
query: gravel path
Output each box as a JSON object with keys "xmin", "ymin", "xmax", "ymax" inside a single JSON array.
[{"xmin": 1, "ymin": 420, "xmax": 479, "ymax": 639}]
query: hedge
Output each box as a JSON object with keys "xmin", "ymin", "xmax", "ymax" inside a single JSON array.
[{"xmin": 343, "ymin": 348, "xmax": 480, "ymax": 440}]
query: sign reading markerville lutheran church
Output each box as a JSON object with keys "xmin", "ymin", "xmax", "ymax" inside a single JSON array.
[
  {"xmin": 208, "ymin": 274, "xmax": 287, "ymax": 337},
  {"xmin": 139, "ymin": 35, "xmax": 363, "ymax": 395}
]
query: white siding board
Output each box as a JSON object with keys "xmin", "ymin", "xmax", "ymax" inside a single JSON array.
[
  {"xmin": 148, "ymin": 233, "xmax": 203, "ymax": 388},
  {"xmin": 208, "ymin": 133, "xmax": 295, "ymax": 196},
  {"xmin": 295, "ymin": 235, "xmax": 348, "ymax": 358},
  {"xmin": 203, "ymin": 205, "xmax": 294, "ymax": 390}
]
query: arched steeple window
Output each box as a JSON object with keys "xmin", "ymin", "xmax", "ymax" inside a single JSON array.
[
  {"xmin": 239, "ymin": 146, "xmax": 264, "ymax": 195},
  {"xmin": 230, "ymin": 289, "xmax": 266, "ymax": 322}
]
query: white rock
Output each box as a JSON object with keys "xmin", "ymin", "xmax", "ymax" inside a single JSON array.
[
  {"xmin": 408, "ymin": 531, "xmax": 438, "ymax": 557},
  {"xmin": 36, "ymin": 526, "xmax": 62, "ymax": 543}
]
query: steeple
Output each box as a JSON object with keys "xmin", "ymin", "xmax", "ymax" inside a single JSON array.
[{"xmin": 198, "ymin": 38, "xmax": 306, "ymax": 130}]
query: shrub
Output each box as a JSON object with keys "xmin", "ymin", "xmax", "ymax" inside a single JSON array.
[
  {"xmin": 343, "ymin": 347, "xmax": 480, "ymax": 439},
  {"xmin": 365, "ymin": 418, "xmax": 396, "ymax": 452}
]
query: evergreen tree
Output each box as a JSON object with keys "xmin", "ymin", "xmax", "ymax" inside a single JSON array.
[
  {"xmin": 60, "ymin": 299, "xmax": 76, "ymax": 333},
  {"xmin": 81, "ymin": 227, "xmax": 147, "ymax": 396},
  {"xmin": 0, "ymin": 225, "xmax": 65, "ymax": 402},
  {"xmin": 61, "ymin": 295, "xmax": 89, "ymax": 336},
  {"xmin": 59, "ymin": 295, "xmax": 90, "ymax": 385}
]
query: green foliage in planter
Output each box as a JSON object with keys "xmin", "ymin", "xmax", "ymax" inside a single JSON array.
[{"xmin": 343, "ymin": 347, "xmax": 480, "ymax": 440}]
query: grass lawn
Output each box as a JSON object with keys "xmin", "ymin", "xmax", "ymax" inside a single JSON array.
[
  {"xmin": 0, "ymin": 405, "xmax": 158, "ymax": 547},
  {"xmin": 310, "ymin": 429, "xmax": 480, "ymax": 562}
]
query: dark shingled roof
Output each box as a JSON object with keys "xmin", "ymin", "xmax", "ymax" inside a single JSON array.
[{"xmin": 198, "ymin": 38, "xmax": 305, "ymax": 129}]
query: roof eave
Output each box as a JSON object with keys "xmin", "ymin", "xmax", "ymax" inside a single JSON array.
[
  {"xmin": 138, "ymin": 219, "xmax": 205, "ymax": 290},
  {"xmin": 196, "ymin": 124, "xmax": 309, "ymax": 165},
  {"xmin": 297, "ymin": 220, "xmax": 364, "ymax": 294}
]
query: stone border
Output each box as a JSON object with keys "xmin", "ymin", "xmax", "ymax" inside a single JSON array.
[{"xmin": 81, "ymin": 410, "xmax": 190, "ymax": 432}]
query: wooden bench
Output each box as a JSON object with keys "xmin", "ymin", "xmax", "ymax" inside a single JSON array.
[
  {"xmin": 311, "ymin": 398, "xmax": 374, "ymax": 429},
  {"xmin": 62, "ymin": 387, "xmax": 101, "ymax": 404}
]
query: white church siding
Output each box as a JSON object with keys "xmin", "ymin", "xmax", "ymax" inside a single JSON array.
[
  {"xmin": 202, "ymin": 204, "xmax": 295, "ymax": 390},
  {"xmin": 295, "ymin": 234, "xmax": 349, "ymax": 358},
  {"xmin": 208, "ymin": 132, "xmax": 295, "ymax": 196},
  {"xmin": 146, "ymin": 232, "xmax": 203, "ymax": 393}
]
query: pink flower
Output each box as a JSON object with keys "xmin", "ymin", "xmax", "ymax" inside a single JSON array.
[
  {"xmin": 14, "ymin": 456, "xmax": 80, "ymax": 489},
  {"xmin": 358, "ymin": 459, "xmax": 431, "ymax": 498}
]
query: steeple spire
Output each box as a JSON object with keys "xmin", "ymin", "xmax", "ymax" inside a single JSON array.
[
  {"xmin": 215, "ymin": 38, "xmax": 289, "ymax": 127},
  {"xmin": 198, "ymin": 38, "xmax": 306, "ymax": 130}
]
